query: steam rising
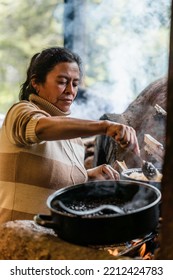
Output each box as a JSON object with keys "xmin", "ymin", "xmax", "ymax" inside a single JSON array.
[{"xmin": 69, "ymin": 0, "xmax": 171, "ymax": 119}]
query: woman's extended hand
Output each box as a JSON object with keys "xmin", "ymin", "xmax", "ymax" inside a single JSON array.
[
  {"xmin": 87, "ymin": 164, "xmax": 120, "ymax": 181},
  {"xmin": 106, "ymin": 122, "xmax": 140, "ymax": 156}
]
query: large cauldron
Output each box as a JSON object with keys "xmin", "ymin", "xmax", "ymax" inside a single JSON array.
[{"xmin": 34, "ymin": 180, "xmax": 161, "ymax": 245}]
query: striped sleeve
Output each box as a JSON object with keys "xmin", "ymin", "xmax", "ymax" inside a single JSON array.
[
  {"xmin": 25, "ymin": 114, "xmax": 46, "ymax": 144},
  {"xmin": 4, "ymin": 101, "xmax": 50, "ymax": 146}
]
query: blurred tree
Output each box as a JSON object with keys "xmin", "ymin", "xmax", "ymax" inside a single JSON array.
[{"xmin": 0, "ymin": 0, "xmax": 63, "ymax": 113}]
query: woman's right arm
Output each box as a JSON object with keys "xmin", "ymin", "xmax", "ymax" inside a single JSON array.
[{"xmin": 35, "ymin": 116, "xmax": 140, "ymax": 155}]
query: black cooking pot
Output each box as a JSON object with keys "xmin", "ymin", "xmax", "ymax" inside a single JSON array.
[
  {"xmin": 34, "ymin": 180, "xmax": 161, "ymax": 245},
  {"xmin": 121, "ymin": 168, "xmax": 162, "ymax": 190}
]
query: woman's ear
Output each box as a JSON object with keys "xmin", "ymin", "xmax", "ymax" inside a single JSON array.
[{"xmin": 31, "ymin": 76, "xmax": 39, "ymax": 94}]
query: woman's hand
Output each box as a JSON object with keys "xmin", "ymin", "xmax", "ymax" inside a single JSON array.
[
  {"xmin": 87, "ymin": 164, "xmax": 120, "ymax": 181},
  {"xmin": 105, "ymin": 122, "xmax": 140, "ymax": 156},
  {"xmin": 36, "ymin": 117, "xmax": 140, "ymax": 157}
]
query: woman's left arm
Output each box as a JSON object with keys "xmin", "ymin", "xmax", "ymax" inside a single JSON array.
[{"xmin": 87, "ymin": 164, "xmax": 120, "ymax": 181}]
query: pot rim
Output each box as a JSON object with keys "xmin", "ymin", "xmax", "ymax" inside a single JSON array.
[{"xmin": 46, "ymin": 180, "xmax": 161, "ymax": 219}]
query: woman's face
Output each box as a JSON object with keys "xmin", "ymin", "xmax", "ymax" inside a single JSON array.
[{"xmin": 34, "ymin": 62, "xmax": 80, "ymax": 112}]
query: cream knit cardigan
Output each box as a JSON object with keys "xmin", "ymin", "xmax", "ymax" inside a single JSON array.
[{"xmin": 0, "ymin": 94, "xmax": 88, "ymax": 223}]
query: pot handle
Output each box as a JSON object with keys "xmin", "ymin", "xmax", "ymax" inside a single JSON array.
[{"xmin": 34, "ymin": 214, "xmax": 58, "ymax": 229}]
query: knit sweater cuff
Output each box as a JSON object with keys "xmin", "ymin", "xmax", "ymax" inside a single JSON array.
[{"xmin": 26, "ymin": 115, "xmax": 45, "ymax": 144}]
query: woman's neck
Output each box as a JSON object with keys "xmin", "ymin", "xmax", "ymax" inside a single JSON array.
[{"xmin": 29, "ymin": 94, "xmax": 71, "ymax": 116}]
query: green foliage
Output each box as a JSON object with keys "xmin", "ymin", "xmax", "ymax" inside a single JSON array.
[{"xmin": 0, "ymin": 0, "xmax": 63, "ymax": 113}]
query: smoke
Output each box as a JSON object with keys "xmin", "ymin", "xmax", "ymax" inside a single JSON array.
[{"xmin": 69, "ymin": 0, "xmax": 171, "ymax": 119}]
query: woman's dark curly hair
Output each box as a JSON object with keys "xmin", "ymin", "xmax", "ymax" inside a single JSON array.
[{"xmin": 19, "ymin": 47, "xmax": 83, "ymax": 101}]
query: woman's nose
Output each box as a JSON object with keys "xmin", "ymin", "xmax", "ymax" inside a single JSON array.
[{"xmin": 65, "ymin": 82, "xmax": 75, "ymax": 95}]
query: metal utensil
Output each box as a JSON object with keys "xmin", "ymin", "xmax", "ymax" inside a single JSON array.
[
  {"xmin": 129, "ymin": 152, "xmax": 160, "ymax": 180},
  {"xmin": 142, "ymin": 160, "xmax": 159, "ymax": 180},
  {"xmin": 57, "ymin": 200, "xmax": 125, "ymax": 216}
]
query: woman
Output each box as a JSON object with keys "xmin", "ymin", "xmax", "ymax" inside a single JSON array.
[{"xmin": 0, "ymin": 47, "xmax": 140, "ymax": 223}]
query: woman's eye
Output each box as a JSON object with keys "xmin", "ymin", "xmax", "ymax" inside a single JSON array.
[
  {"xmin": 57, "ymin": 81, "xmax": 67, "ymax": 85},
  {"xmin": 57, "ymin": 80, "xmax": 79, "ymax": 88},
  {"xmin": 73, "ymin": 83, "xmax": 79, "ymax": 87}
]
